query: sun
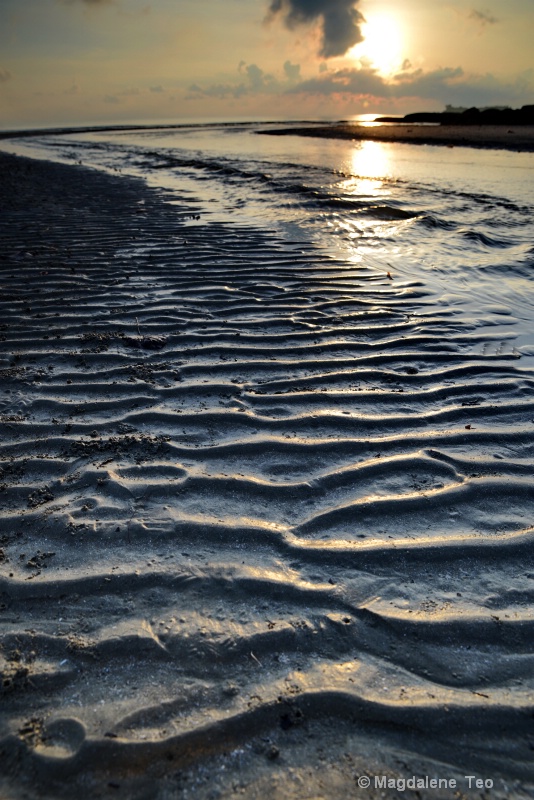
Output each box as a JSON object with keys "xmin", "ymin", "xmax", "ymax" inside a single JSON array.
[{"xmin": 349, "ymin": 13, "xmax": 404, "ymax": 75}]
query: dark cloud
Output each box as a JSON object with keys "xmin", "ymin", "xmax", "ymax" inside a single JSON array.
[
  {"xmin": 0, "ymin": 69, "xmax": 12, "ymax": 83},
  {"xmin": 469, "ymin": 9, "xmax": 498, "ymax": 27},
  {"xmin": 266, "ymin": 0, "xmax": 364, "ymax": 58},
  {"xmin": 103, "ymin": 94, "xmax": 119, "ymax": 103},
  {"xmin": 150, "ymin": 85, "xmax": 163, "ymax": 93}
]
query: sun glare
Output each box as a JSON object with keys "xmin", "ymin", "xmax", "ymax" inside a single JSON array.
[
  {"xmin": 349, "ymin": 140, "xmax": 391, "ymax": 181},
  {"xmin": 350, "ymin": 13, "xmax": 404, "ymax": 75}
]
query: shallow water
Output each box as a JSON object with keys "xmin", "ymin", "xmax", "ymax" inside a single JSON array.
[
  {"xmin": 8, "ymin": 123, "xmax": 534, "ymax": 361},
  {"xmin": 1, "ymin": 129, "xmax": 534, "ymax": 796}
]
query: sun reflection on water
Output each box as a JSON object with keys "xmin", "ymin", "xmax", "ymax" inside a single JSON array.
[
  {"xmin": 324, "ymin": 140, "xmax": 413, "ymax": 262},
  {"xmin": 349, "ymin": 140, "xmax": 391, "ymax": 181}
]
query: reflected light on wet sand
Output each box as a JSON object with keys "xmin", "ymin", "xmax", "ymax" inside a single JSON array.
[{"xmin": 345, "ymin": 113, "xmax": 386, "ymax": 128}]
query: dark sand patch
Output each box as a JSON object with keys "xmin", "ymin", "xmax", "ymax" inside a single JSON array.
[
  {"xmin": 259, "ymin": 123, "xmax": 534, "ymax": 152},
  {"xmin": 1, "ymin": 151, "xmax": 534, "ymax": 799}
]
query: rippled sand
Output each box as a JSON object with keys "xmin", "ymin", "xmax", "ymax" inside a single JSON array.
[{"xmin": 1, "ymin": 152, "xmax": 534, "ymax": 799}]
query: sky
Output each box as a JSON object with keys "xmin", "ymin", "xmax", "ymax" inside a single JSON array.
[{"xmin": 0, "ymin": 0, "xmax": 533, "ymax": 128}]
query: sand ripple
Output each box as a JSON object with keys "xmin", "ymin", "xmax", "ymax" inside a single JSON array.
[{"xmin": 1, "ymin": 153, "xmax": 534, "ymax": 798}]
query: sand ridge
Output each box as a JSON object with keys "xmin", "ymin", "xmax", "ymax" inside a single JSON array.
[
  {"xmin": 259, "ymin": 123, "xmax": 534, "ymax": 152},
  {"xmin": 1, "ymin": 151, "xmax": 534, "ymax": 798}
]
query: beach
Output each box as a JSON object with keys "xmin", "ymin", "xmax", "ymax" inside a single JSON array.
[
  {"xmin": 260, "ymin": 122, "xmax": 534, "ymax": 152},
  {"xmin": 1, "ymin": 143, "xmax": 534, "ymax": 799}
]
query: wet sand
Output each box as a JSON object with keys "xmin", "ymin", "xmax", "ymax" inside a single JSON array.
[
  {"xmin": 1, "ymin": 151, "xmax": 534, "ymax": 799},
  {"xmin": 260, "ymin": 123, "xmax": 534, "ymax": 152}
]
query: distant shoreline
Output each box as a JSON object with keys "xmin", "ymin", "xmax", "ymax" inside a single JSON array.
[
  {"xmin": 258, "ymin": 123, "xmax": 534, "ymax": 153},
  {"xmin": 0, "ymin": 120, "xmax": 319, "ymax": 140},
  {"xmin": 375, "ymin": 105, "xmax": 534, "ymax": 126},
  {"xmin": 2, "ymin": 118, "xmax": 534, "ymax": 154}
]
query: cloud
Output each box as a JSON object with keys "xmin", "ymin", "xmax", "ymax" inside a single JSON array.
[
  {"xmin": 187, "ymin": 82, "xmax": 248, "ymax": 100},
  {"xmin": 188, "ymin": 62, "xmax": 276, "ymax": 100},
  {"xmin": 287, "ymin": 63, "xmax": 534, "ymax": 107},
  {"xmin": 290, "ymin": 64, "xmax": 465, "ymax": 100},
  {"xmin": 0, "ymin": 69, "xmax": 12, "ymax": 83},
  {"xmin": 60, "ymin": 0, "xmax": 114, "ymax": 5},
  {"xmin": 150, "ymin": 85, "xmax": 163, "ymax": 93},
  {"xmin": 291, "ymin": 65, "xmax": 388, "ymax": 96},
  {"xmin": 118, "ymin": 4, "xmax": 151, "ymax": 17},
  {"xmin": 393, "ymin": 66, "xmax": 465, "ymax": 99},
  {"xmin": 283, "ymin": 60, "xmax": 301, "ymax": 81},
  {"xmin": 186, "ymin": 53, "xmax": 534, "ymax": 110},
  {"xmin": 266, "ymin": 0, "xmax": 364, "ymax": 58},
  {"xmin": 103, "ymin": 94, "xmax": 119, "ymax": 103},
  {"xmin": 468, "ymin": 9, "xmax": 498, "ymax": 27},
  {"xmin": 246, "ymin": 63, "xmax": 269, "ymax": 90}
]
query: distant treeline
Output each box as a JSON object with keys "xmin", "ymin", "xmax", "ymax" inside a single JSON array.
[{"xmin": 376, "ymin": 105, "xmax": 534, "ymax": 125}]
